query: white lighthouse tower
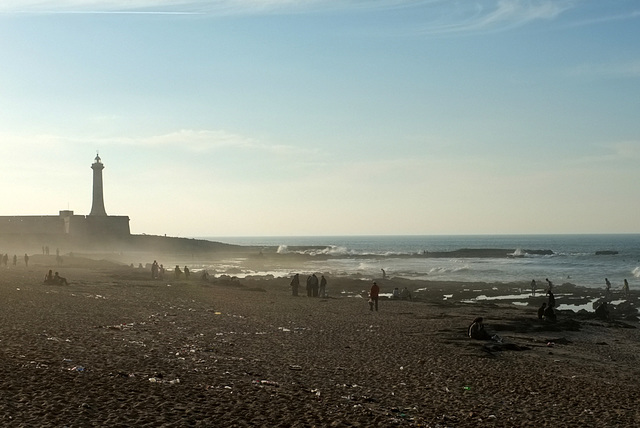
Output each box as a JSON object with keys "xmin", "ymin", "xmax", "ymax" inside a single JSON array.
[{"xmin": 89, "ymin": 153, "xmax": 108, "ymax": 216}]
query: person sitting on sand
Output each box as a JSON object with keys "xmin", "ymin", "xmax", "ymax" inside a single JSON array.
[
  {"xmin": 468, "ymin": 317, "xmax": 491, "ymax": 340},
  {"xmin": 595, "ymin": 301, "xmax": 609, "ymax": 321},
  {"xmin": 538, "ymin": 302, "xmax": 546, "ymax": 320},
  {"xmin": 54, "ymin": 272, "xmax": 68, "ymax": 286},
  {"xmin": 392, "ymin": 287, "xmax": 401, "ymax": 299},
  {"xmin": 200, "ymin": 270, "xmax": 209, "ymax": 281},
  {"xmin": 44, "ymin": 269, "xmax": 55, "ymax": 284},
  {"xmin": 543, "ymin": 304, "xmax": 557, "ymax": 322}
]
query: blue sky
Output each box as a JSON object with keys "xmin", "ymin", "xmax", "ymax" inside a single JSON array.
[{"xmin": 1, "ymin": 0, "xmax": 639, "ymax": 236}]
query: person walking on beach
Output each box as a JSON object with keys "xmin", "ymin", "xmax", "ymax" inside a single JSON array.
[
  {"xmin": 530, "ymin": 279, "xmax": 537, "ymax": 296},
  {"xmin": 369, "ymin": 281, "xmax": 380, "ymax": 312},
  {"xmin": 605, "ymin": 278, "xmax": 612, "ymax": 295},
  {"xmin": 319, "ymin": 275, "xmax": 327, "ymax": 298},
  {"xmin": 24, "ymin": 253, "xmax": 29, "ymax": 267},
  {"xmin": 623, "ymin": 279, "xmax": 630, "ymax": 298},
  {"xmin": 174, "ymin": 265, "xmax": 182, "ymax": 279},
  {"xmin": 290, "ymin": 273, "xmax": 300, "ymax": 296},
  {"xmin": 184, "ymin": 266, "xmax": 190, "ymax": 279},
  {"xmin": 468, "ymin": 317, "xmax": 490, "ymax": 340},
  {"xmin": 545, "ymin": 278, "xmax": 553, "ymax": 292},
  {"xmin": 538, "ymin": 302, "xmax": 546, "ymax": 320}
]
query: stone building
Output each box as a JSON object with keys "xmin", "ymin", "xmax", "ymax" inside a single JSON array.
[{"xmin": 0, "ymin": 155, "xmax": 130, "ymax": 242}]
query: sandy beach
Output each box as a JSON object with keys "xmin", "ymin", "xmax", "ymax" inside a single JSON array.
[{"xmin": 1, "ymin": 256, "xmax": 640, "ymax": 427}]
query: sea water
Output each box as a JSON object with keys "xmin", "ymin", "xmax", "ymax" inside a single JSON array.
[{"xmin": 199, "ymin": 234, "xmax": 640, "ymax": 290}]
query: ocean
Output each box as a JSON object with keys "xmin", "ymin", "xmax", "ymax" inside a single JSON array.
[{"xmin": 200, "ymin": 234, "xmax": 640, "ymax": 290}]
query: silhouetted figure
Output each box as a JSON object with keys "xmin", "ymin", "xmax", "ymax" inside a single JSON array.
[
  {"xmin": 468, "ymin": 317, "xmax": 491, "ymax": 340},
  {"xmin": 306, "ymin": 275, "xmax": 313, "ymax": 297},
  {"xmin": 543, "ymin": 305, "xmax": 557, "ymax": 322},
  {"xmin": 623, "ymin": 279, "xmax": 630, "ymax": 298},
  {"xmin": 538, "ymin": 302, "xmax": 546, "ymax": 320},
  {"xmin": 547, "ymin": 290, "xmax": 556, "ymax": 308},
  {"xmin": 184, "ymin": 266, "xmax": 190, "ymax": 279},
  {"xmin": 174, "ymin": 265, "xmax": 182, "ymax": 279},
  {"xmin": 369, "ymin": 281, "xmax": 380, "ymax": 311},
  {"xmin": 2, "ymin": 254, "xmax": 8, "ymax": 267},
  {"xmin": 24, "ymin": 254, "xmax": 29, "ymax": 267},
  {"xmin": 545, "ymin": 278, "xmax": 553, "ymax": 291},
  {"xmin": 151, "ymin": 260, "xmax": 159, "ymax": 279},
  {"xmin": 392, "ymin": 287, "xmax": 401, "ymax": 299},
  {"xmin": 200, "ymin": 270, "xmax": 209, "ymax": 280},
  {"xmin": 319, "ymin": 275, "xmax": 327, "ymax": 297},
  {"xmin": 595, "ymin": 301, "xmax": 609, "ymax": 321},
  {"xmin": 290, "ymin": 273, "xmax": 300, "ymax": 296},
  {"xmin": 400, "ymin": 287, "xmax": 412, "ymax": 300},
  {"xmin": 12, "ymin": 255, "xmax": 17, "ymax": 266},
  {"xmin": 531, "ymin": 279, "xmax": 537, "ymax": 296},
  {"xmin": 311, "ymin": 274, "xmax": 319, "ymax": 297},
  {"xmin": 381, "ymin": 269, "xmax": 386, "ymax": 279},
  {"xmin": 44, "ymin": 269, "xmax": 54, "ymax": 284},
  {"xmin": 159, "ymin": 264, "xmax": 165, "ymax": 280},
  {"xmin": 54, "ymin": 272, "xmax": 68, "ymax": 286}
]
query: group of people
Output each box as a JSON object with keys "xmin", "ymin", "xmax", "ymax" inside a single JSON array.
[
  {"xmin": 289, "ymin": 273, "xmax": 328, "ymax": 297},
  {"xmin": 391, "ymin": 287, "xmax": 412, "ymax": 300},
  {"xmin": 605, "ymin": 277, "xmax": 630, "ymax": 298},
  {"xmin": 150, "ymin": 261, "xmax": 192, "ymax": 280},
  {"xmin": 0, "ymin": 253, "xmax": 32, "ymax": 267},
  {"xmin": 174, "ymin": 265, "xmax": 190, "ymax": 279}
]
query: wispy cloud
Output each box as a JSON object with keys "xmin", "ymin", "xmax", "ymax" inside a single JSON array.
[
  {"xmin": 568, "ymin": 60, "xmax": 640, "ymax": 79},
  {"xmin": 0, "ymin": 0, "xmax": 571, "ymax": 21},
  {"xmin": 413, "ymin": 0, "xmax": 575, "ymax": 36},
  {"xmin": 1, "ymin": 129, "xmax": 316, "ymax": 157}
]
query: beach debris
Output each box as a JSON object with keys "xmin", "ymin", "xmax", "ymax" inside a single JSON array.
[
  {"xmin": 253, "ymin": 380, "xmax": 280, "ymax": 388},
  {"xmin": 149, "ymin": 376, "xmax": 180, "ymax": 384},
  {"xmin": 69, "ymin": 366, "xmax": 85, "ymax": 372},
  {"xmin": 289, "ymin": 365, "xmax": 302, "ymax": 371}
]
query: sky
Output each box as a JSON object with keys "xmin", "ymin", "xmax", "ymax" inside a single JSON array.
[{"xmin": 1, "ymin": 0, "xmax": 639, "ymax": 237}]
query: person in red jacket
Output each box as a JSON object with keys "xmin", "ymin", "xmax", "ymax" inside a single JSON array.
[{"xmin": 369, "ymin": 281, "xmax": 380, "ymax": 312}]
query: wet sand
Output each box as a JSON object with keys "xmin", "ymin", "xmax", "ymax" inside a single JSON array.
[{"xmin": 1, "ymin": 260, "xmax": 639, "ymax": 427}]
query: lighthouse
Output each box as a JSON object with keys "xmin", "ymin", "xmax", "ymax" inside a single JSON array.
[{"xmin": 89, "ymin": 153, "xmax": 108, "ymax": 216}]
